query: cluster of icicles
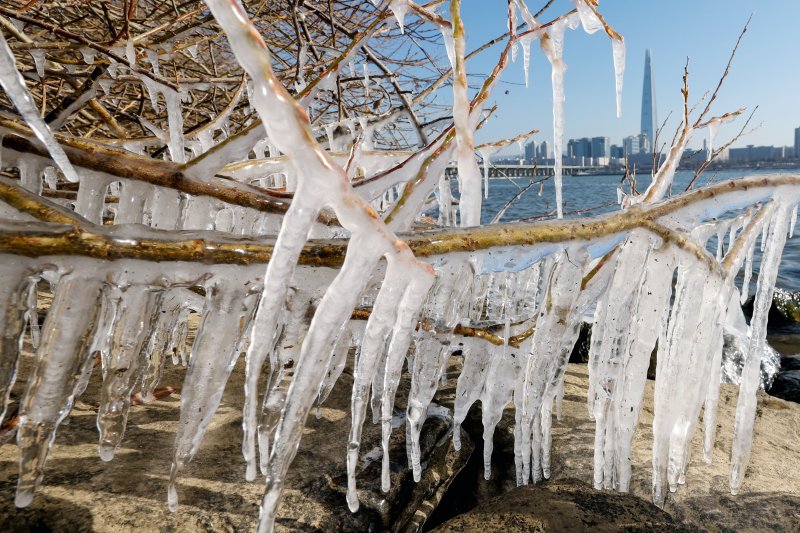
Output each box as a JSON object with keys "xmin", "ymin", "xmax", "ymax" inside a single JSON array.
[{"xmin": 0, "ymin": 2, "xmax": 798, "ymax": 533}]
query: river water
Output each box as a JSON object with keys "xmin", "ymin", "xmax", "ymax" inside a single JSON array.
[{"xmin": 477, "ymin": 167, "xmax": 800, "ymax": 353}]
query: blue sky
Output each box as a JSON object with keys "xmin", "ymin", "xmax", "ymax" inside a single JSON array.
[{"xmin": 450, "ymin": 1, "xmax": 800, "ymax": 153}]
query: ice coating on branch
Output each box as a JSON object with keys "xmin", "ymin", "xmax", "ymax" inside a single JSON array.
[
  {"xmin": 202, "ymin": 4, "xmax": 436, "ymax": 531},
  {"xmin": 450, "ymin": 4, "xmax": 483, "ymax": 227},
  {"xmin": 0, "ymin": 33, "xmax": 81, "ymax": 183},
  {"xmin": 572, "ymin": 0, "xmax": 603, "ymax": 34}
]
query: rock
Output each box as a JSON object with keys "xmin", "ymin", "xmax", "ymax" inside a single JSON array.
[
  {"xmin": 768, "ymin": 368, "xmax": 800, "ymax": 403},
  {"xmin": 430, "ymin": 479, "xmax": 691, "ymax": 532},
  {"xmin": 779, "ymin": 355, "xmax": 800, "ymax": 370},
  {"xmin": 743, "ymin": 288, "xmax": 800, "ymax": 327},
  {"xmin": 770, "ymin": 288, "xmax": 800, "ymax": 324},
  {"xmin": 428, "ymin": 364, "xmax": 800, "ymax": 533},
  {"xmin": 720, "ymin": 332, "xmax": 781, "ymax": 390},
  {"xmin": 0, "ymin": 347, "xmax": 472, "ymax": 532},
  {"xmin": 568, "ymin": 322, "xmax": 592, "ymax": 364}
]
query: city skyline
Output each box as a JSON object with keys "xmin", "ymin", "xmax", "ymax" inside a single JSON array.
[{"xmin": 462, "ymin": 1, "xmax": 800, "ymax": 154}]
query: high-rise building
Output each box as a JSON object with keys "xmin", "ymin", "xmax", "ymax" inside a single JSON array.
[
  {"xmin": 591, "ymin": 136, "xmax": 610, "ymax": 158},
  {"xmin": 623, "ymin": 135, "xmax": 640, "ymax": 157},
  {"xmin": 641, "ymin": 49, "xmax": 657, "ymax": 148},
  {"xmin": 537, "ymin": 140, "xmax": 552, "ymax": 160},
  {"xmin": 794, "ymin": 127, "xmax": 800, "ymax": 158},
  {"xmin": 524, "ymin": 141, "xmax": 537, "ymax": 164}
]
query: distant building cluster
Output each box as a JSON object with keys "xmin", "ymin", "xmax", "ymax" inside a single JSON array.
[{"xmin": 510, "ymin": 50, "xmax": 800, "ymax": 171}]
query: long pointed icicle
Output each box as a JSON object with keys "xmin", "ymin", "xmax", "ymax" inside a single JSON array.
[
  {"xmin": 0, "ymin": 32, "xmax": 81, "ymax": 183},
  {"xmin": 15, "ymin": 275, "xmax": 104, "ymax": 508},
  {"xmin": 345, "ymin": 262, "xmax": 406, "ymax": 511},
  {"xmin": 97, "ymin": 285, "xmax": 161, "ymax": 461},
  {"xmin": 540, "ymin": 14, "xmax": 579, "ymax": 219},
  {"xmin": 379, "ymin": 276, "xmax": 432, "ymax": 493},
  {"xmin": 0, "ymin": 262, "xmax": 34, "ymax": 426},
  {"xmin": 168, "ymin": 277, "xmax": 258, "ymax": 511},
  {"xmin": 730, "ymin": 200, "xmax": 794, "ymax": 494}
]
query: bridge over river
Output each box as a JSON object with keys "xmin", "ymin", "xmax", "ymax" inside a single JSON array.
[{"xmin": 444, "ymin": 164, "xmax": 609, "ymax": 178}]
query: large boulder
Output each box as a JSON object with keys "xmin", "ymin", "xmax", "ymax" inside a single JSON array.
[
  {"xmin": 428, "ymin": 363, "xmax": 800, "ymax": 533},
  {"xmin": 431, "ymin": 479, "xmax": 691, "ymax": 532}
]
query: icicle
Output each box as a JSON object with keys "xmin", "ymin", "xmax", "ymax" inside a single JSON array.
[
  {"xmin": 79, "ymin": 47, "xmax": 96, "ymax": 64},
  {"xmin": 520, "ymin": 35, "xmax": 532, "ymax": 88},
  {"xmin": 317, "ymin": 326, "xmax": 353, "ymax": 409},
  {"xmin": 15, "ymin": 275, "xmax": 104, "ymax": 508},
  {"xmin": 97, "ymin": 285, "xmax": 161, "ymax": 461},
  {"xmin": 346, "ymin": 263, "xmax": 432, "ymax": 511},
  {"xmin": 478, "ymin": 148, "xmax": 494, "ymax": 200},
  {"xmin": 452, "ymin": 338, "xmax": 489, "ymax": 450},
  {"xmin": 611, "ymin": 38, "xmax": 625, "ymax": 118},
  {"xmin": 99, "ymin": 78, "xmax": 113, "ymax": 95},
  {"xmin": 29, "ymin": 49, "xmax": 45, "ymax": 78},
  {"xmin": 482, "ymin": 341, "xmax": 523, "ymax": 480},
  {"xmin": 363, "ymin": 63, "xmax": 370, "ymax": 99},
  {"xmin": 168, "ymin": 277, "xmax": 257, "ymax": 511},
  {"xmin": 0, "ymin": 263, "xmax": 32, "ymax": 426},
  {"xmin": 0, "ymin": 33, "xmax": 81, "ymax": 183},
  {"xmin": 716, "ymin": 227, "xmax": 725, "ymax": 261},
  {"xmin": 540, "ymin": 15, "xmax": 579, "ymax": 219},
  {"xmin": 164, "ymin": 88, "xmax": 186, "ymax": 164},
  {"xmin": 730, "ymin": 201, "xmax": 793, "ymax": 494},
  {"xmin": 706, "ymin": 118, "xmax": 721, "ymax": 161},
  {"xmin": 126, "ymin": 39, "xmax": 136, "ymax": 66},
  {"xmin": 518, "ymin": 248, "xmax": 586, "ymax": 485},
  {"xmin": 389, "ymin": 0, "xmax": 409, "ymax": 34},
  {"xmin": 42, "ymin": 167, "xmax": 58, "ymax": 190},
  {"xmin": 146, "ymin": 49, "xmax": 160, "ymax": 75}
]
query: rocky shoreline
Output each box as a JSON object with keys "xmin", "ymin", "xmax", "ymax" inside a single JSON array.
[
  {"xmin": 1, "ymin": 353, "xmax": 798, "ymax": 532},
  {"xmin": 1, "ymin": 291, "xmax": 800, "ymax": 532}
]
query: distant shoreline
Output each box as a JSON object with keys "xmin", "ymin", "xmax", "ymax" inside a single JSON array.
[{"xmin": 484, "ymin": 162, "xmax": 800, "ymax": 179}]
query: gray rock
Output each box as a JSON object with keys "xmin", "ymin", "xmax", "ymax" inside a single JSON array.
[
  {"xmin": 430, "ymin": 480, "xmax": 692, "ymax": 532},
  {"xmin": 429, "ymin": 364, "xmax": 800, "ymax": 533},
  {"xmin": 768, "ymin": 368, "xmax": 800, "ymax": 403},
  {"xmin": 720, "ymin": 332, "xmax": 781, "ymax": 390}
]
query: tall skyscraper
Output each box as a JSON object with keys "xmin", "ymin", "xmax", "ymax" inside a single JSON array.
[
  {"xmin": 794, "ymin": 127, "xmax": 800, "ymax": 158},
  {"xmin": 641, "ymin": 49, "xmax": 657, "ymax": 148}
]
